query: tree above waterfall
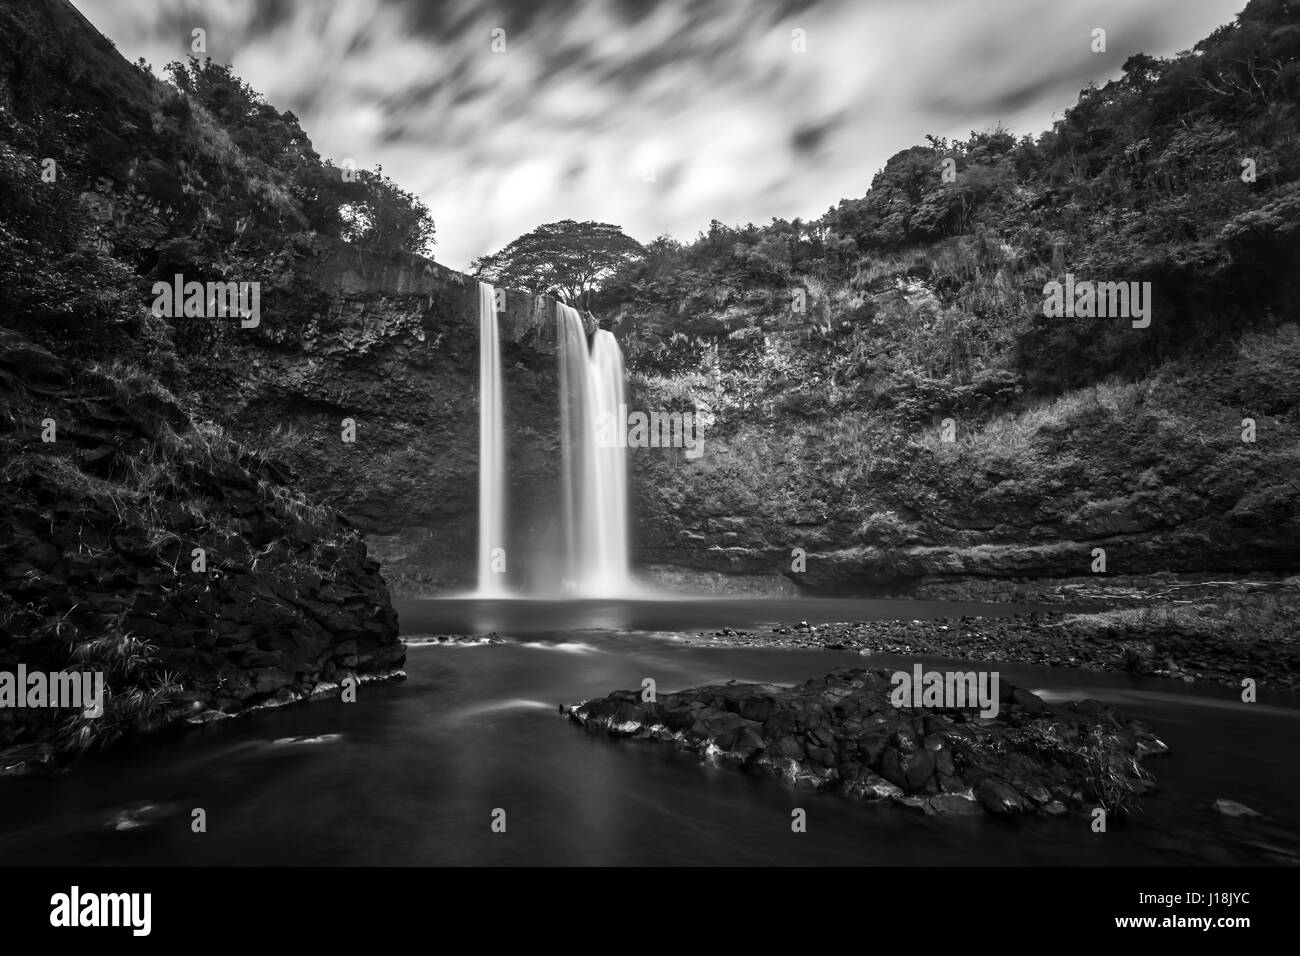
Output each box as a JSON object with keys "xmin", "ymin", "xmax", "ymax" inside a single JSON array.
[{"xmin": 471, "ymin": 220, "xmax": 644, "ymax": 308}]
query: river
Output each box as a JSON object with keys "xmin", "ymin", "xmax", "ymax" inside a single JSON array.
[{"xmin": 1, "ymin": 598, "xmax": 1295, "ymax": 866}]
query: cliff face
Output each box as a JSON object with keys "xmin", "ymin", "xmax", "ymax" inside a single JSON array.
[
  {"xmin": 623, "ymin": 313, "xmax": 1300, "ymax": 597},
  {"xmin": 186, "ymin": 234, "xmax": 1299, "ymax": 600},
  {"xmin": 203, "ymin": 240, "xmax": 566, "ymax": 595},
  {"xmin": 0, "ymin": 0, "xmax": 571, "ymax": 616},
  {"xmin": 596, "ymin": 0, "xmax": 1300, "ymax": 597},
  {"xmin": 0, "ymin": 0, "xmax": 415, "ymax": 767},
  {"xmin": 0, "ymin": 328, "xmax": 404, "ymax": 771},
  {"xmin": 6, "ymin": 0, "xmax": 1295, "ymax": 637}
]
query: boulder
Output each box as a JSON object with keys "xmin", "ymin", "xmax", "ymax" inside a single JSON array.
[{"xmin": 976, "ymin": 778, "xmax": 1028, "ymax": 816}]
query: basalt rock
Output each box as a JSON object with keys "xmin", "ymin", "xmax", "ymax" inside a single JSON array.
[
  {"xmin": 0, "ymin": 330, "xmax": 404, "ymax": 772},
  {"xmin": 629, "ymin": 328, "xmax": 1300, "ymax": 595},
  {"xmin": 565, "ymin": 667, "xmax": 1168, "ymax": 818},
  {"xmin": 187, "ymin": 238, "xmax": 567, "ymax": 597}
]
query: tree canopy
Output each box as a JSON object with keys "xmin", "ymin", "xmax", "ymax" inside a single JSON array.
[
  {"xmin": 165, "ymin": 57, "xmax": 436, "ymax": 257},
  {"xmin": 471, "ymin": 220, "xmax": 644, "ymax": 307}
]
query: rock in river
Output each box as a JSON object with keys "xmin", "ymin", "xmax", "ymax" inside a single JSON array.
[{"xmin": 564, "ymin": 667, "xmax": 1168, "ymax": 819}]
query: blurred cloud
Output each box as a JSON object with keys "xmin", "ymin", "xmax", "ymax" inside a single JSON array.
[{"xmin": 75, "ymin": 0, "xmax": 1246, "ymax": 269}]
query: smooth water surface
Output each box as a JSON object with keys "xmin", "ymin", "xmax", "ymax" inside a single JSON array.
[{"xmin": 1, "ymin": 598, "xmax": 1295, "ymax": 866}]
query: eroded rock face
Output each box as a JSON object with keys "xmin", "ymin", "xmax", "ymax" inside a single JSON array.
[
  {"xmin": 565, "ymin": 668, "xmax": 1168, "ymax": 817},
  {"xmin": 198, "ymin": 238, "xmax": 566, "ymax": 596},
  {"xmin": 0, "ymin": 330, "xmax": 404, "ymax": 769},
  {"xmin": 626, "ymin": 324, "xmax": 1300, "ymax": 595}
]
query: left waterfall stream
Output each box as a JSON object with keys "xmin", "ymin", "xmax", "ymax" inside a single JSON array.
[{"xmin": 477, "ymin": 281, "xmax": 507, "ymax": 595}]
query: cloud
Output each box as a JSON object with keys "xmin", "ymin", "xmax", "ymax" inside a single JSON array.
[{"xmin": 75, "ymin": 0, "xmax": 1246, "ymax": 270}]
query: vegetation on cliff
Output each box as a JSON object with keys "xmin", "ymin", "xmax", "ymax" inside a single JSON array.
[
  {"xmin": 586, "ymin": 0, "xmax": 1300, "ymax": 589},
  {"xmin": 0, "ymin": 0, "xmax": 405, "ymax": 770}
]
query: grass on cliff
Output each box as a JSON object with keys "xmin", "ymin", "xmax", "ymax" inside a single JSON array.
[
  {"xmin": 629, "ymin": 317, "xmax": 1300, "ymax": 563},
  {"xmin": 911, "ymin": 379, "xmax": 1146, "ymax": 458},
  {"xmin": 57, "ymin": 632, "xmax": 184, "ymax": 754},
  {"xmin": 1, "ymin": 348, "xmax": 362, "ymax": 758}
]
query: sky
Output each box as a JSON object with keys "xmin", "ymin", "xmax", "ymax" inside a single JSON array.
[{"xmin": 75, "ymin": 0, "xmax": 1247, "ymax": 271}]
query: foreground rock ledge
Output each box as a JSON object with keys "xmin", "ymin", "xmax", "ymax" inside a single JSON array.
[{"xmin": 564, "ymin": 668, "xmax": 1169, "ymax": 818}]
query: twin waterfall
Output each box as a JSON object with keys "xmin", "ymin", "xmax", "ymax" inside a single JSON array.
[{"xmin": 475, "ymin": 283, "xmax": 631, "ymax": 597}]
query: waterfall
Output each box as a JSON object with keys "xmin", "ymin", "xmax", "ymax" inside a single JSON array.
[
  {"xmin": 557, "ymin": 303, "xmax": 630, "ymax": 596},
  {"xmin": 477, "ymin": 281, "xmax": 507, "ymax": 595}
]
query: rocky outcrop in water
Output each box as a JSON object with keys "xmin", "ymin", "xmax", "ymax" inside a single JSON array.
[{"xmin": 566, "ymin": 668, "xmax": 1168, "ymax": 817}]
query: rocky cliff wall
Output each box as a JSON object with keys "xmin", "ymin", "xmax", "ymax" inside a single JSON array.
[
  {"xmin": 0, "ymin": 328, "xmax": 405, "ymax": 772},
  {"xmin": 624, "ymin": 322, "xmax": 1300, "ymax": 597},
  {"xmin": 204, "ymin": 238, "xmax": 568, "ymax": 596},
  {"xmin": 219, "ymin": 242, "xmax": 1300, "ymax": 601}
]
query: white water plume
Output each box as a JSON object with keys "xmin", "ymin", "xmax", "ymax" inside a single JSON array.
[
  {"xmin": 557, "ymin": 303, "xmax": 631, "ymax": 596},
  {"xmin": 477, "ymin": 281, "xmax": 507, "ymax": 595}
]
